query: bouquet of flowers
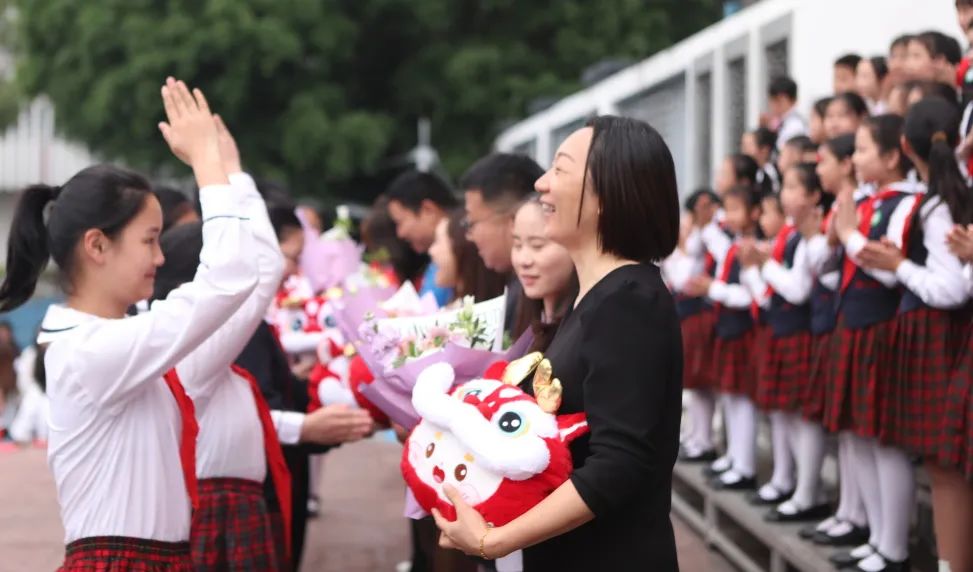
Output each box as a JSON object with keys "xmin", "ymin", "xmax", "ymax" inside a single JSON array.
[{"xmin": 298, "ymin": 206, "xmax": 365, "ymax": 294}]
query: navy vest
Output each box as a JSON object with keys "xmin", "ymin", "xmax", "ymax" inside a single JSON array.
[
  {"xmin": 715, "ymin": 252, "xmax": 754, "ymax": 340},
  {"xmin": 767, "ymin": 232, "xmax": 812, "ymax": 337},
  {"xmin": 838, "ymin": 193, "xmax": 910, "ymax": 329}
]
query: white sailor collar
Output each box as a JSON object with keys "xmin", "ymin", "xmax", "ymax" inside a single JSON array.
[{"xmin": 36, "ymin": 304, "xmax": 101, "ymax": 345}]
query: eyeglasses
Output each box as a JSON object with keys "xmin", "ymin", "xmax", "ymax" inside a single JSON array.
[{"xmin": 460, "ymin": 210, "xmax": 513, "ymax": 233}]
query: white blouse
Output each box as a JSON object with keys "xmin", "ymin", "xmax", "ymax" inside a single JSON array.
[{"xmin": 38, "ymin": 181, "xmax": 260, "ymax": 543}]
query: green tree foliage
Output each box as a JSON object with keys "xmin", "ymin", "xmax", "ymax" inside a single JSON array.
[{"xmin": 15, "ymin": 0, "xmax": 721, "ymax": 198}]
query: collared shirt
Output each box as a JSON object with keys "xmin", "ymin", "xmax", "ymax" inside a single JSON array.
[{"xmin": 39, "ymin": 182, "xmax": 261, "ymax": 543}]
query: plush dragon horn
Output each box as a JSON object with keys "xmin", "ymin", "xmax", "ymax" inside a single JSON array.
[
  {"xmin": 532, "ymin": 359, "xmax": 563, "ymax": 414},
  {"xmin": 501, "ymin": 352, "xmax": 544, "ymax": 386}
]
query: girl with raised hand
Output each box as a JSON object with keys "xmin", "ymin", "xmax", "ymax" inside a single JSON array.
[{"xmin": 0, "ymin": 77, "xmax": 258, "ymax": 571}]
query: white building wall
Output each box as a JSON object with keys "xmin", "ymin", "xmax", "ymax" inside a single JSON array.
[{"xmin": 495, "ymin": 0, "xmax": 964, "ymax": 199}]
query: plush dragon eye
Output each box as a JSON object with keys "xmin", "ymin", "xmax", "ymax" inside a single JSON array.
[
  {"xmin": 454, "ymin": 464, "xmax": 468, "ymax": 481},
  {"xmin": 497, "ymin": 410, "xmax": 528, "ymax": 437},
  {"xmin": 425, "ymin": 442, "xmax": 435, "ymax": 458}
]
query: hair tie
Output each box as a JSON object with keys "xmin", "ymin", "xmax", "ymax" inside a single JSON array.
[{"xmin": 931, "ymin": 131, "xmax": 948, "ymax": 144}]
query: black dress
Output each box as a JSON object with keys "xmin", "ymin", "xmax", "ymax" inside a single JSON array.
[{"xmin": 520, "ymin": 264, "xmax": 683, "ymax": 571}]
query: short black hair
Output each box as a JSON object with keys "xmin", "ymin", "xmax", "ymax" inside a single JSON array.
[
  {"xmin": 458, "ymin": 153, "xmax": 544, "ymax": 209},
  {"xmin": 583, "ymin": 115, "xmax": 679, "ymax": 263},
  {"xmin": 911, "ymin": 80, "xmax": 960, "ymax": 108},
  {"xmin": 917, "ymin": 31, "xmax": 962, "ymax": 65},
  {"xmin": 784, "ymin": 135, "xmax": 817, "ymax": 154},
  {"xmin": 752, "ymin": 127, "xmax": 778, "ymax": 150},
  {"xmin": 684, "ymin": 188, "xmax": 720, "ymax": 212},
  {"xmin": 813, "ymin": 96, "xmax": 834, "ymax": 119},
  {"xmin": 768, "ymin": 76, "xmax": 798, "ymax": 100},
  {"xmin": 891, "ymin": 34, "xmax": 914, "ymax": 51},
  {"xmin": 385, "ymin": 170, "xmax": 457, "ymax": 212},
  {"xmin": 830, "ymin": 91, "xmax": 870, "ymax": 118},
  {"xmin": 268, "ymin": 205, "xmax": 303, "ymax": 241},
  {"xmin": 153, "ymin": 186, "xmax": 195, "ymax": 232},
  {"xmin": 835, "ymin": 53, "xmax": 862, "ymax": 71}
]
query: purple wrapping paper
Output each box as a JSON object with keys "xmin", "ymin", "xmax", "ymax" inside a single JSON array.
[
  {"xmin": 358, "ymin": 329, "xmax": 536, "ymax": 431},
  {"xmin": 297, "ymin": 210, "xmax": 365, "ymax": 293},
  {"xmin": 332, "ymin": 285, "xmax": 397, "ymax": 344}
]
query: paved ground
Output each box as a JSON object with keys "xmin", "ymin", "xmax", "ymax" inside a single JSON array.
[{"xmin": 0, "ymin": 439, "xmax": 733, "ymax": 572}]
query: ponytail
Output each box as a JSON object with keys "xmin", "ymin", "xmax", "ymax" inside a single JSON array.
[
  {"xmin": 0, "ymin": 185, "xmax": 59, "ymax": 311},
  {"xmin": 904, "ymin": 97, "xmax": 973, "ymax": 225}
]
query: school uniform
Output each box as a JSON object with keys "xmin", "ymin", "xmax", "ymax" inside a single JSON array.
[
  {"xmin": 663, "ymin": 246, "xmax": 717, "ymax": 392},
  {"xmin": 880, "ymin": 194, "xmax": 969, "ymax": 458},
  {"xmin": 743, "ymin": 225, "xmax": 814, "ymax": 414},
  {"xmin": 37, "ymin": 182, "xmax": 261, "ymax": 571},
  {"xmin": 172, "ymin": 172, "xmax": 290, "ymax": 572},
  {"xmin": 940, "ymin": 264, "xmax": 973, "ymax": 481}
]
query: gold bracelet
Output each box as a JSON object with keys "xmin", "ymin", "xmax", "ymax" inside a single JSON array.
[{"xmin": 479, "ymin": 524, "xmax": 495, "ymax": 560}]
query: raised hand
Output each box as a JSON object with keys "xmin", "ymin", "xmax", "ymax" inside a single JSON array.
[
  {"xmin": 158, "ymin": 77, "xmax": 226, "ymax": 187},
  {"xmin": 299, "ymin": 404, "xmax": 374, "ymax": 445},
  {"xmin": 214, "ymin": 114, "xmax": 242, "ymax": 174}
]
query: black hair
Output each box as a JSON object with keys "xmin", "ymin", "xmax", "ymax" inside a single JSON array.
[
  {"xmin": 444, "ymin": 208, "xmax": 507, "ymax": 302},
  {"xmin": 361, "ymin": 194, "xmax": 429, "ymax": 285},
  {"xmin": 789, "ymin": 162, "xmax": 824, "ymax": 199},
  {"xmin": 458, "ymin": 153, "xmax": 544, "ymax": 209},
  {"xmin": 684, "ymin": 188, "xmax": 721, "ymax": 212},
  {"xmin": 151, "ymin": 221, "xmax": 204, "ymax": 302},
  {"xmin": 728, "ymin": 153, "xmax": 760, "ymax": 185},
  {"xmin": 917, "ymin": 31, "xmax": 963, "ymax": 65},
  {"xmin": 268, "ymin": 206, "xmax": 303, "ymax": 242},
  {"xmin": 830, "ymin": 91, "xmax": 870, "ymax": 119},
  {"xmin": 768, "ymin": 76, "xmax": 798, "ymax": 100},
  {"xmin": 385, "ymin": 170, "xmax": 458, "ymax": 212},
  {"xmin": 785, "ymin": 135, "xmax": 817, "ymax": 155},
  {"xmin": 154, "ymin": 186, "xmax": 196, "ymax": 232},
  {"xmin": 581, "ymin": 115, "xmax": 680, "ymax": 263},
  {"xmin": 863, "ymin": 114, "xmax": 913, "ymax": 177},
  {"xmin": 752, "ymin": 127, "xmax": 778, "ymax": 151},
  {"xmin": 824, "ymin": 133, "xmax": 857, "ymax": 162},
  {"xmin": 904, "ymin": 97, "xmax": 973, "ymax": 225},
  {"xmin": 910, "ymin": 80, "xmax": 959, "ymax": 107},
  {"xmin": 0, "ymin": 165, "xmax": 153, "ymax": 312},
  {"xmin": 891, "ymin": 34, "xmax": 914, "ymax": 51},
  {"xmin": 835, "ymin": 53, "xmax": 863, "ymax": 71},
  {"xmin": 813, "ymin": 96, "xmax": 833, "ymax": 119},
  {"xmin": 724, "ymin": 184, "xmax": 763, "ymax": 237},
  {"xmin": 865, "ymin": 56, "xmax": 889, "ymax": 82},
  {"xmin": 255, "ymin": 178, "xmax": 294, "ymax": 210}
]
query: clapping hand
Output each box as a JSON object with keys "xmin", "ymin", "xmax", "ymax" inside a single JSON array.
[
  {"xmin": 947, "ymin": 224, "xmax": 973, "ymax": 263},
  {"xmin": 856, "ymin": 237, "xmax": 904, "ymax": 272},
  {"xmin": 833, "ymin": 190, "xmax": 859, "ymax": 244},
  {"xmin": 684, "ymin": 275, "xmax": 713, "ymax": 297}
]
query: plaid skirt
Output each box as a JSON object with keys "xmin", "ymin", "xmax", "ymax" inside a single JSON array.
[
  {"xmin": 880, "ymin": 308, "xmax": 959, "ymax": 456},
  {"xmin": 191, "ymin": 478, "xmax": 281, "ymax": 572},
  {"xmin": 939, "ymin": 341, "xmax": 973, "ymax": 481},
  {"xmin": 713, "ymin": 329, "xmax": 758, "ymax": 397},
  {"xmin": 59, "ymin": 536, "xmax": 192, "ymax": 571},
  {"xmin": 823, "ymin": 318, "xmax": 894, "ymax": 436},
  {"xmin": 756, "ymin": 330, "xmax": 813, "ymax": 412},
  {"xmin": 681, "ymin": 310, "xmax": 717, "ymax": 390},
  {"xmin": 801, "ymin": 332, "xmax": 832, "ymax": 423}
]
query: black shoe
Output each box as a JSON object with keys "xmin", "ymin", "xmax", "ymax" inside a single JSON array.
[
  {"xmin": 679, "ymin": 448, "xmax": 718, "ymax": 463},
  {"xmin": 830, "ymin": 547, "xmax": 874, "ymax": 569},
  {"xmin": 746, "ymin": 485, "xmax": 794, "ymax": 506},
  {"xmin": 799, "ymin": 520, "xmax": 834, "ymax": 540},
  {"xmin": 702, "ymin": 461, "xmax": 732, "ymax": 478},
  {"xmin": 709, "ymin": 475, "xmax": 758, "ymax": 491},
  {"xmin": 764, "ymin": 502, "xmax": 832, "ymax": 523},
  {"xmin": 813, "ymin": 525, "xmax": 870, "ymax": 547},
  {"xmin": 857, "ymin": 555, "xmax": 910, "ymax": 572}
]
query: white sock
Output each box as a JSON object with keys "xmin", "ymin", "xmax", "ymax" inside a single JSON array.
[
  {"xmin": 791, "ymin": 417, "xmax": 826, "ymax": 508},
  {"xmin": 857, "ymin": 552, "xmax": 886, "ymax": 572},
  {"xmin": 875, "ymin": 444, "xmax": 914, "ymax": 562},
  {"xmin": 688, "ymin": 390, "xmax": 716, "ymax": 451},
  {"xmin": 849, "ymin": 434, "xmax": 883, "ymax": 547},
  {"xmin": 720, "ymin": 393, "xmax": 736, "ymax": 468},
  {"xmin": 768, "ymin": 410, "xmax": 795, "ymax": 492},
  {"xmin": 838, "ymin": 431, "xmax": 868, "ymax": 528},
  {"xmin": 815, "ymin": 515, "xmax": 841, "ymax": 533},
  {"xmin": 850, "ymin": 543, "xmax": 876, "ymax": 559},
  {"xmin": 728, "ymin": 395, "xmax": 757, "ymax": 477}
]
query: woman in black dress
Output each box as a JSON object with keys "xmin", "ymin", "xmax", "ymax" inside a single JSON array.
[{"xmin": 432, "ymin": 116, "xmax": 683, "ymax": 571}]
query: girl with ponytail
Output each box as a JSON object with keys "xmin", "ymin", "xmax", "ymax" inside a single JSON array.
[
  {"xmin": 0, "ymin": 78, "xmax": 265, "ymax": 572},
  {"xmin": 851, "ymin": 97, "xmax": 971, "ymax": 572}
]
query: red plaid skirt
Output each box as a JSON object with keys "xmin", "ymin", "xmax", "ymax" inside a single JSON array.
[
  {"xmin": 713, "ymin": 329, "xmax": 758, "ymax": 397},
  {"xmin": 939, "ymin": 341, "xmax": 973, "ymax": 481},
  {"xmin": 190, "ymin": 478, "xmax": 281, "ymax": 572},
  {"xmin": 756, "ymin": 330, "xmax": 813, "ymax": 412},
  {"xmin": 823, "ymin": 318, "xmax": 894, "ymax": 436},
  {"xmin": 681, "ymin": 310, "xmax": 717, "ymax": 390},
  {"xmin": 59, "ymin": 536, "xmax": 191, "ymax": 571},
  {"xmin": 880, "ymin": 308, "xmax": 960, "ymax": 456},
  {"xmin": 801, "ymin": 332, "xmax": 831, "ymax": 423}
]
